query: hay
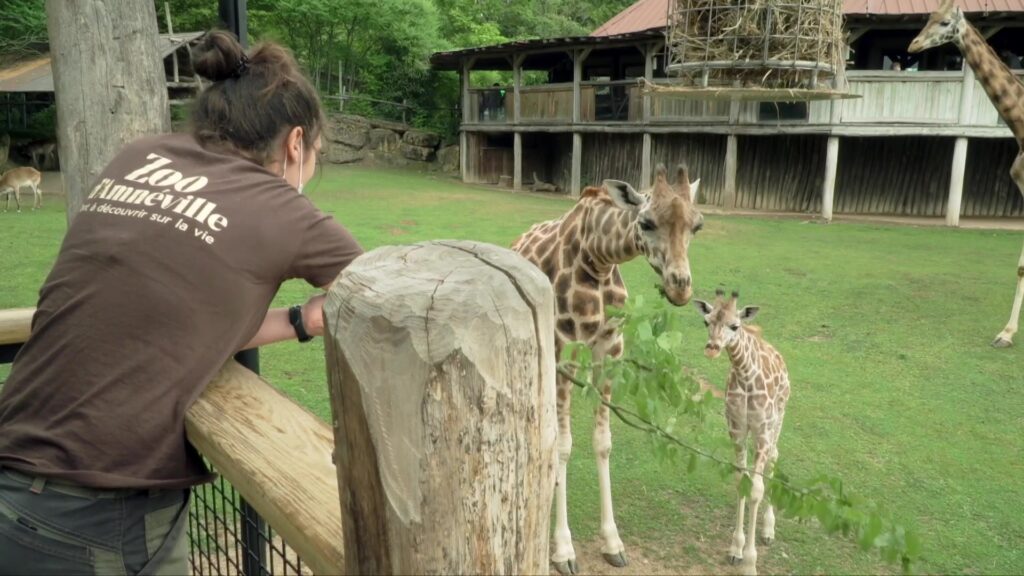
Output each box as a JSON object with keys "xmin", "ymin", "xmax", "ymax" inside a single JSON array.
[{"xmin": 666, "ymin": 0, "xmax": 845, "ymax": 92}]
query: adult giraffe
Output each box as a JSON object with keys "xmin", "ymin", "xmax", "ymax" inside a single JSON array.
[
  {"xmin": 512, "ymin": 164, "xmax": 703, "ymax": 574},
  {"xmin": 909, "ymin": 0, "xmax": 1024, "ymax": 347}
]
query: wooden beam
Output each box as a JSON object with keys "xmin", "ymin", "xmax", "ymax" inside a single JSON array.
[
  {"xmin": 822, "ymin": 136, "xmax": 840, "ymax": 222},
  {"xmin": 459, "ymin": 130, "xmax": 467, "ymax": 182},
  {"xmin": 571, "ymin": 132, "xmax": 582, "ymax": 197},
  {"xmin": 514, "ymin": 132, "xmax": 523, "ymax": 191},
  {"xmin": 459, "ymin": 122, "xmax": 1015, "ymax": 139},
  {"xmin": 513, "ymin": 53, "xmax": 525, "ymax": 124},
  {"xmin": 323, "ymin": 240, "xmax": 557, "ymax": 576},
  {"xmin": 643, "ymin": 43, "xmax": 657, "ymax": 123},
  {"xmin": 722, "ymin": 134, "xmax": 738, "ymax": 208},
  {"xmin": 641, "ymin": 132, "xmax": 652, "ymax": 188},
  {"xmin": 0, "ymin": 308, "xmax": 32, "ymax": 346},
  {"xmin": 572, "ymin": 48, "xmax": 591, "ymax": 124},
  {"xmin": 185, "ymin": 361, "xmax": 344, "ymax": 576},
  {"xmin": 947, "ymin": 137, "xmax": 968, "ymax": 227}
]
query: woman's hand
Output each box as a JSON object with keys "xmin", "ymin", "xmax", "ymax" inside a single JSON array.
[{"xmin": 301, "ymin": 293, "xmax": 327, "ymax": 337}]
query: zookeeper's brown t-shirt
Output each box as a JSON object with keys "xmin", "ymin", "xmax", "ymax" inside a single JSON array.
[{"xmin": 0, "ymin": 133, "xmax": 363, "ymax": 489}]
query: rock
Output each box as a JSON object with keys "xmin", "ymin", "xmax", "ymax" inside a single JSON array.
[
  {"xmin": 367, "ymin": 118, "xmax": 409, "ymax": 134},
  {"xmin": 327, "ymin": 116, "xmax": 369, "ymax": 149},
  {"xmin": 367, "ymin": 129, "xmax": 401, "ymax": 153},
  {"xmin": 325, "ymin": 142, "xmax": 366, "ymax": 165},
  {"xmin": 400, "ymin": 143, "xmax": 435, "ymax": 162},
  {"xmin": 402, "ymin": 129, "xmax": 440, "ymax": 149},
  {"xmin": 436, "ymin": 144, "xmax": 459, "ymax": 174}
]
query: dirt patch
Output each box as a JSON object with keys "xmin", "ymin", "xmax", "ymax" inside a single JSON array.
[
  {"xmin": 399, "ymin": 219, "xmax": 418, "ymax": 226},
  {"xmin": 387, "ymin": 227, "xmax": 409, "ymax": 236},
  {"xmin": 556, "ymin": 538, "xmax": 720, "ymax": 576}
]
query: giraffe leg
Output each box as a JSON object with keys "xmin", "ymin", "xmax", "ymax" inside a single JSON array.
[
  {"xmin": 594, "ymin": 360, "xmax": 626, "ymax": 567},
  {"xmin": 551, "ymin": 372, "xmax": 578, "ymax": 575},
  {"xmin": 760, "ymin": 443, "xmax": 779, "ymax": 546},
  {"xmin": 992, "ymin": 239, "xmax": 1024, "ymax": 348},
  {"xmin": 33, "ymin": 183, "xmax": 41, "ymax": 210},
  {"xmin": 740, "ymin": 440, "xmax": 770, "ymax": 576},
  {"xmin": 994, "ymin": 155, "xmax": 1024, "ymax": 347},
  {"xmin": 727, "ymin": 442, "xmax": 747, "ymax": 565}
]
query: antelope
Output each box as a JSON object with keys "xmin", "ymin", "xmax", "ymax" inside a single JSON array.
[
  {"xmin": 27, "ymin": 141, "xmax": 56, "ymax": 169},
  {"xmin": 1, "ymin": 167, "xmax": 43, "ymax": 212}
]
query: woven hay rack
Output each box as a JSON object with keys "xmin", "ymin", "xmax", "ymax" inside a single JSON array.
[{"xmin": 659, "ymin": 0, "xmax": 856, "ymax": 101}]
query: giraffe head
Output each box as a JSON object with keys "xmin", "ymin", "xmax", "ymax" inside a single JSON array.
[
  {"xmin": 602, "ymin": 164, "xmax": 703, "ymax": 306},
  {"xmin": 693, "ymin": 289, "xmax": 759, "ymax": 359},
  {"xmin": 908, "ymin": 0, "xmax": 966, "ymax": 54}
]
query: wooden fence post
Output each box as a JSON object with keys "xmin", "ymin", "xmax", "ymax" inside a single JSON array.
[{"xmin": 324, "ymin": 240, "xmax": 557, "ymax": 575}]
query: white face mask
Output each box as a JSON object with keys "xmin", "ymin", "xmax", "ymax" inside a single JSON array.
[{"xmin": 282, "ymin": 144, "xmax": 305, "ymax": 195}]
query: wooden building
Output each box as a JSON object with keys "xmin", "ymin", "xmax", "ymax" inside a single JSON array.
[{"xmin": 429, "ymin": 0, "xmax": 1024, "ymax": 224}]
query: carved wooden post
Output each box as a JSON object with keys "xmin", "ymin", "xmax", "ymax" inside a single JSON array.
[{"xmin": 324, "ymin": 240, "xmax": 557, "ymax": 575}]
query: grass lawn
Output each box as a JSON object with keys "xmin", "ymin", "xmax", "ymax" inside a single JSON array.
[{"xmin": 1, "ymin": 164, "xmax": 1022, "ymax": 575}]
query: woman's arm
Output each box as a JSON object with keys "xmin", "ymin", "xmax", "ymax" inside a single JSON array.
[{"xmin": 239, "ymin": 290, "xmax": 329, "ymax": 350}]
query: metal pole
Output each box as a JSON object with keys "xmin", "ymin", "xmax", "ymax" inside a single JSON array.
[{"xmin": 215, "ymin": 6, "xmax": 264, "ymax": 575}]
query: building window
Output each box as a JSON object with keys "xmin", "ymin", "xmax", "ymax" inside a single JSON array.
[{"xmin": 758, "ymin": 101, "xmax": 808, "ymax": 122}]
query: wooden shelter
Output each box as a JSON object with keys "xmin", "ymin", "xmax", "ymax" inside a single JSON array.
[{"xmin": 430, "ymin": 0, "xmax": 1024, "ymax": 224}]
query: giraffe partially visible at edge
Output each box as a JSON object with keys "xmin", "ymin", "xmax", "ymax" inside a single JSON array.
[{"xmin": 909, "ymin": 0, "xmax": 1024, "ymax": 348}]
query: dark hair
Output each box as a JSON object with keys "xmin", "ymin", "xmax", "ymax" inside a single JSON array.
[{"xmin": 191, "ymin": 30, "xmax": 325, "ymax": 165}]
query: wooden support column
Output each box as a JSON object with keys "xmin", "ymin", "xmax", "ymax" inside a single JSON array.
[
  {"xmin": 640, "ymin": 42, "xmax": 660, "ymax": 188},
  {"xmin": 514, "ymin": 131, "xmax": 523, "ymax": 191},
  {"xmin": 946, "ymin": 64, "xmax": 976, "ymax": 227},
  {"xmin": 822, "ymin": 136, "xmax": 840, "ymax": 222},
  {"xmin": 947, "ymin": 137, "xmax": 969, "ymax": 227},
  {"xmin": 723, "ymin": 134, "xmax": 738, "ymax": 209},
  {"xmin": 572, "ymin": 48, "xmax": 591, "ymax": 124},
  {"xmin": 459, "ymin": 130, "xmax": 467, "ymax": 182},
  {"xmin": 641, "ymin": 133, "xmax": 652, "ymax": 189},
  {"xmin": 324, "ymin": 240, "xmax": 557, "ymax": 576},
  {"xmin": 513, "ymin": 54, "xmax": 525, "ymax": 124},
  {"xmin": 571, "ymin": 132, "xmax": 583, "ymax": 197}
]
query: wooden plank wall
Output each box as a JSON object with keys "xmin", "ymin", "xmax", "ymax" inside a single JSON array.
[
  {"xmin": 580, "ymin": 134, "xmax": 643, "ymax": 191},
  {"xmin": 834, "ymin": 136, "xmax": 953, "ymax": 216},
  {"xmin": 963, "ymin": 138, "xmax": 1024, "ymax": 217},
  {"xmin": 735, "ymin": 135, "xmax": 827, "ymax": 213},
  {"xmin": 651, "ymin": 134, "xmax": 728, "ymax": 206}
]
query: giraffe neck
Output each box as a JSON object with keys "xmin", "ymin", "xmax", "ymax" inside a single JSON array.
[
  {"xmin": 725, "ymin": 328, "xmax": 760, "ymax": 383},
  {"xmin": 956, "ymin": 22, "xmax": 1024, "ymax": 143},
  {"xmin": 580, "ymin": 201, "xmax": 641, "ymax": 272}
]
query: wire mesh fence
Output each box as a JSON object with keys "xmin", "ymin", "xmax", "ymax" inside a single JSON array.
[{"xmin": 188, "ymin": 465, "xmax": 310, "ymax": 576}]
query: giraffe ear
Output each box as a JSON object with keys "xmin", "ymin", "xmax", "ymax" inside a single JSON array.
[
  {"xmin": 740, "ymin": 306, "xmax": 760, "ymax": 321},
  {"xmin": 693, "ymin": 299, "xmax": 713, "ymax": 316},
  {"xmin": 603, "ymin": 180, "xmax": 645, "ymax": 210},
  {"xmin": 688, "ymin": 178, "xmax": 701, "ymax": 203}
]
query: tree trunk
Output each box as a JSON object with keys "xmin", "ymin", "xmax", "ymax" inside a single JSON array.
[
  {"xmin": 324, "ymin": 240, "xmax": 557, "ymax": 575},
  {"xmin": 45, "ymin": 0, "xmax": 170, "ymax": 222}
]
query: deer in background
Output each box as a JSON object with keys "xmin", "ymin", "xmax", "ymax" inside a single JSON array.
[
  {"xmin": 27, "ymin": 141, "xmax": 56, "ymax": 170},
  {"xmin": 1, "ymin": 167, "xmax": 43, "ymax": 212}
]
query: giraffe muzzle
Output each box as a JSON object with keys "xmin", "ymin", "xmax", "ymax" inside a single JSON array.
[{"xmin": 704, "ymin": 343, "xmax": 721, "ymax": 359}]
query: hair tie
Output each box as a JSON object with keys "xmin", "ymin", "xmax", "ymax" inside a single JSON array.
[{"xmin": 233, "ymin": 54, "xmax": 250, "ymax": 79}]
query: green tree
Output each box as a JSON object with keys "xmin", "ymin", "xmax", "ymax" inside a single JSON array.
[{"xmin": 0, "ymin": 0, "xmax": 47, "ymax": 64}]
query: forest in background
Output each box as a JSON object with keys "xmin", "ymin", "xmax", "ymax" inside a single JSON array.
[{"xmin": 1, "ymin": 0, "xmax": 634, "ymax": 139}]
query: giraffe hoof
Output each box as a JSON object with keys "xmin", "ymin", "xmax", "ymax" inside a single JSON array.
[
  {"xmin": 759, "ymin": 536, "xmax": 774, "ymax": 546},
  {"xmin": 602, "ymin": 551, "xmax": 628, "ymax": 568},
  {"xmin": 727, "ymin": 555, "xmax": 743, "ymax": 565},
  {"xmin": 552, "ymin": 559, "xmax": 579, "ymax": 575},
  {"xmin": 992, "ymin": 336, "xmax": 1013, "ymax": 348}
]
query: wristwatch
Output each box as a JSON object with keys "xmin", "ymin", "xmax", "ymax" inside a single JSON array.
[{"xmin": 288, "ymin": 305, "xmax": 314, "ymax": 343}]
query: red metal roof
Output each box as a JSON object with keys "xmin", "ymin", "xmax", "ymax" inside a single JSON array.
[{"xmin": 592, "ymin": 0, "xmax": 1024, "ymax": 37}]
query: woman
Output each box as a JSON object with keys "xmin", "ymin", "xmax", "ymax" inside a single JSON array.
[{"xmin": 0, "ymin": 31, "xmax": 362, "ymax": 574}]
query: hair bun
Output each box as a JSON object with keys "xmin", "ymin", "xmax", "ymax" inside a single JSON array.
[{"xmin": 193, "ymin": 30, "xmax": 247, "ymax": 82}]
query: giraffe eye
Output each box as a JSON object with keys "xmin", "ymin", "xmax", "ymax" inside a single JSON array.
[
  {"xmin": 729, "ymin": 324, "xmax": 740, "ymax": 331},
  {"xmin": 640, "ymin": 219, "xmax": 657, "ymax": 232},
  {"xmin": 940, "ymin": 19, "xmax": 951, "ymax": 26}
]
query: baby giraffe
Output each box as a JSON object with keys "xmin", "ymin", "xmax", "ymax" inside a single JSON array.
[{"xmin": 694, "ymin": 290, "xmax": 790, "ymax": 576}]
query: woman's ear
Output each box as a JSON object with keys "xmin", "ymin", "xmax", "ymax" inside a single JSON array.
[{"xmin": 285, "ymin": 126, "xmax": 304, "ymax": 163}]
